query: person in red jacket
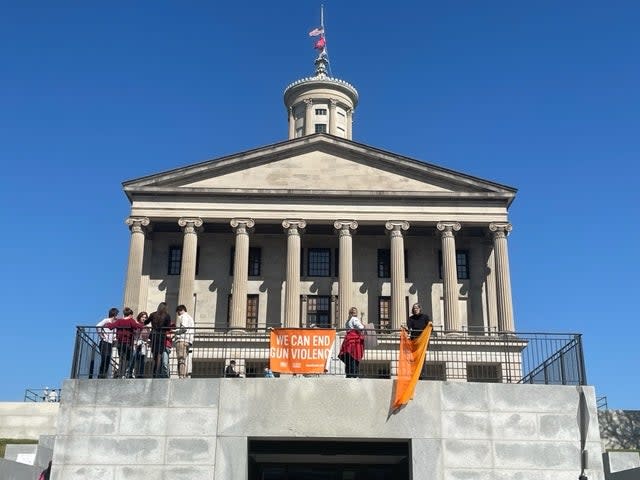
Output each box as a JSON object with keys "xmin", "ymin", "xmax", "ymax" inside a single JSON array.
[{"xmin": 106, "ymin": 307, "xmax": 143, "ymax": 378}]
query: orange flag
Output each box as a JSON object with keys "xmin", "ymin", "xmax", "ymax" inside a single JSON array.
[{"xmin": 392, "ymin": 324, "xmax": 433, "ymax": 411}]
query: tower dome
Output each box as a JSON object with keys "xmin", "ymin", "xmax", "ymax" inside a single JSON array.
[{"xmin": 283, "ymin": 29, "xmax": 358, "ymax": 140}]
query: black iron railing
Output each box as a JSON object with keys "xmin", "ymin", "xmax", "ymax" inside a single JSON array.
[
  {"xmin": 70, "ymin": 326, "xmax": 586, "ymax": 384},
  {"xmin": 24, "ymin": 388, "xmax": 61, "ymax": 402}
]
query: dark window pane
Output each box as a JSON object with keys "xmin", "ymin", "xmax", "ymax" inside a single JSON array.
[
  {"xmin": 168, "ymin": 246, "xmax": 182, "ymax": 275},
  {"xmin": 249, "ymin": 247, "xmax": 262, "ymax": 276},
  {"xmin": 308, "ymin": 248, "xmax": 331, "ymax": 276},
  {"xmin": 315, "ymin": 123, "xmax": 327, "ymax": 133},
  {"xmin": 378, "ymin": 249, "xmax": 390, "ymax": 278}
]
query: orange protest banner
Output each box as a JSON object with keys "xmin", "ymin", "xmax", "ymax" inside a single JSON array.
[
  {"xmin": 392, "ymin": 324, "xmax": 433, "ymax": 411},
  {"xmin": 269, "ymin": 328, "xmax": 336, "ymax": 374}
]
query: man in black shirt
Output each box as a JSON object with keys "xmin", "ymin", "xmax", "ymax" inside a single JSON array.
[{"xmin": 407, "ymin": 303, "xmax": 432, "ymax": 340}]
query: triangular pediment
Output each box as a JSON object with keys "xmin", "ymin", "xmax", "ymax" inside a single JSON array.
[{"xmin": 123, "ymin": 135, "xmax": 516, "ymax": 202}]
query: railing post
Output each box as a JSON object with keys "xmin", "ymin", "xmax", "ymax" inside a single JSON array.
[
  {"xmin": 70, "ymin": 326, "xmax": 83, "ymax": 379},
  {"xmin": 576, "ymin": 334, "xmax": 587, "ymax": 385}
]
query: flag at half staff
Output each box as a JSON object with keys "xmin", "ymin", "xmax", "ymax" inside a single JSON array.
[
  {"xmin": 309, "ymin": 27, "xmax": 324, "ymax": 37},
  {"xmin": 314, "ymin": 36, "xmax": 326, "ymax": 50}
]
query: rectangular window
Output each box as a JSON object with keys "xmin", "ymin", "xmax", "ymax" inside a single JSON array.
[
  {"xmin": 378, "ymin": 297, "xmax": 391, "ymax": 331},
  {"xmin": 246, "ymin": 294, "xmax": 259, "ymax": 330},
  {"xmin": 467, "ymin": 363, "xmax": 502, "ymax": 383},
  {"xmin": 377, "ymin": 249, "xmax": 408, "ymax": 278},
  {"xmin": 306, "ymin": 295, "xmax": 331, "ymax": 328},
  {"xmin": 307, "ymin": 248, "xmax": 331, "ymax": 276},
  {"xmin": 168, "ymin": 246, "xmax": 200, "ymax": 275},
  {"xmin": 315, "ymin": 123, "xmax": 327, "ymax": 134},
  {"xmin": 315, "ymin": 108, "xmax": 327, "ymax": 115},
  {"xmin": 295, "ymin": 127, "xmax": 303, "ymax": 138},
  {"xmin": 168, "ymin": 246, "xmax": 182, "ymax": 275},
  {"xmin": 438, "ymin": 250, "xmax": 470, "ymax": 280},
  {"xmin": 423, "ymin": 362, "xmax": 446, "ymax": 381},
  {"xmin": 227, "ymin": 294, "xmax": 259, "ymax": 330},
  {"xmin": 230, "ymin": 247, "xmax": 262, "ymax": 276}
]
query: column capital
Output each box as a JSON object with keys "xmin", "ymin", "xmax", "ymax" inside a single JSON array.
[
  {"xmin": 385, "ymin": 221, "xmax": 410, "ymax": 237},
  {"xmin": 125, "ymin": 216, "xmax": 150, "ymax": 233},
  {"xmin": 489, "ymin": 222, "xmax": 513, "ymax": 238},
  {"xmin": 178, "ymin": 217, "xmax": 203, "ymax": 234},
  {"xmin": 329, "ymin": 98, "xmax": 338, "ymax": 107},
  {"xmin": 282, "ymin": 219, "xmax": 307, "ymax": 235},
  {"xmin": 230, "ymin": 218, "xmax": 255, "ymax": 234},
  {"xmin": 304, "ymin": 98, "xmax": 314, "ymax": 106},
  {"xmin": 437, "ymin": 222, "xmax": 461, "ymax": 237},
  {"xmin": 334, "ymin": 220, "xmax": 358, "ymax": 236}
]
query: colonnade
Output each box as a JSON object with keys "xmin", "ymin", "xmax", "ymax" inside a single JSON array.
[{"xmin": 123, "ymin": 217, "xmax": 515, "ymax": 332}]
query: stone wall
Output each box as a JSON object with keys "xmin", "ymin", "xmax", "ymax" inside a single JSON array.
[
  {"xmin": 51, "ymin": 378, "xmax": 605, "ymax": 480},
  {"xmin": 0, "ymin": 403, "xmax": 59, "ymax": 440}
]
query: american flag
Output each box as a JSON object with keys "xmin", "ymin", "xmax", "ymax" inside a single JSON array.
[{"xmin": 308, "ymin": 27, "xmax": 324, "ymax": 37}]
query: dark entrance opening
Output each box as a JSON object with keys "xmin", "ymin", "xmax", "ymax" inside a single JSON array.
[{"xmin": 248, "ymin": 439, "xmax": 411, "ymax": 480}]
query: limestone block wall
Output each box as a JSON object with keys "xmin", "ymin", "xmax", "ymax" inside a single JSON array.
[
  {"xmin": 52, "ymin": 379, "xmax": 604, "ymax": 480},
  {"xmin": 0, "ymin": 403, "xmax": 59, "ymax": 440},
  {"xmin": 599, "ymin": 410, "xmax": 640, "ymax": 451}
]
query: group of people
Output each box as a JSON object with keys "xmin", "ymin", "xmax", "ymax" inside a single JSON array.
[
  {"xmin": 338, "ymin": 303, "xmax": 432, "ymax": 378},
  {"xmin": 94, "ymin": 301, "xmax": 431, "ymax": 380},
  {"xmin": 95, "ymin": 302, "xmax": 194, "ymax": 379}
]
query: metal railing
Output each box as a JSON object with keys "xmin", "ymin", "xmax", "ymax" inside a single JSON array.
[
  {"xmin": 24, "ymin": 388, "xmax": 61, "ymax": 402},
  {"xmin": 70, "ymin": 326, "xmax": 586, "ymax": 384}
]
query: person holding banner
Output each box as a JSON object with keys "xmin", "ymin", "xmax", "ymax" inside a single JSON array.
[{"xmin": 339, "ymin": 307, "xmax": 365, "ymax": 378}]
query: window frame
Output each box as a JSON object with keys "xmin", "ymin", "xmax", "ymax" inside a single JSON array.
[
  {"xmin": 305, "ymin": 295, "xmax": 331, "ymax": 328},
  {"xmin": 314, "ymin": 123, "xmax": 327, "ymax": 134},
  {"xmin": 307, "ymin": 247, "xmax": 331, "ymax": 277},
  {"xmin": 377, "ymin": 249, "xmax": 408, "ymax": 278}
]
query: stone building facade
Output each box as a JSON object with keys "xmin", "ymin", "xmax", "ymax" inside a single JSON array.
[{"xmin": 121, "ymin": 57, "xmax": 517, "ymax": 335}]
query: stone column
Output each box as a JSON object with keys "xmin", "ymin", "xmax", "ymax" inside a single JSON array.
[
  {"xmin": 304, "ymin": 99, "xmax": 314, "ymax": 135},
  {"xmin": 489, "ymin": 223, "xmax": 515, "ymax": 332},
  {"xmin": 385, "ymin": 221, "xmax": 410, "ymax": 330},
  {"xmin": 229, "ymin": 218, "xmax": 255, "ymax": 330},
  {"xmin": 437, "ymin": 222, "xmax": 461, "ymax": 332},
  {"xmin": 177, "ymin": 217, "xmax": 203, "ymax": 313},
  {"xmin": 329, "ymin": 99, "xmax": 337, "ymax": 135},
  {"xmin": 123, "ymin": 217, "xmax": 150, "ymax": 312},
  {"xmin": 288, "ymin": 106, "xmax": 295, "ymax": 139},
  {"xmin": 346, "ymin": 109, "xmax": 353, "ymax": 140},
  {"xmin": 485, "ymin": 243, "xmax": 498, "ymax": 332},
  {"xmin": 334, "ymin": 220, "xmax": 358, "ymax": 325},
  {"xmin": 282, "ymin": 219, "xmax": 306, "ymax": 328}
]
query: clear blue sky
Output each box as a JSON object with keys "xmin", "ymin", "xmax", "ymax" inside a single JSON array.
[{"xmin": 1, "ymin": 2, "xmax": 638, "ymax": 407}]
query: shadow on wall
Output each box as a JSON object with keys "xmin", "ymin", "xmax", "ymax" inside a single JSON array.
[{"xmin": 599, "ymin": 410, "xmax": 640, "ymax": 450}]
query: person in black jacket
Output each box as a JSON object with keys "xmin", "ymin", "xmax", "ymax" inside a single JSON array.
[{"xmin": 407, "ymin": 303, "xmax": 432, "ymax": 340}]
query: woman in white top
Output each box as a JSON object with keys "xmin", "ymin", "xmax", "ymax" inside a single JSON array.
[{"xmin": 339, "ymin": 307, "xmax": 366, "ymax": 377}]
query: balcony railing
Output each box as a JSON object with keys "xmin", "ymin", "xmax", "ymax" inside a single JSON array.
[{"xmin": 70, "ymin": 326, "xmax": 586, "ymax": 385}]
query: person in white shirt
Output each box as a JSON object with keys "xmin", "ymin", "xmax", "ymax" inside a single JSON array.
[
  {"xmin": 339, "ymin": 307, "xmax": 366, "ymax": 378},
  {"xmin": 96, "ymin": 308, "xmax": 118, "ymax": 378},
  {"xmin": 175, "ymin": 305, "xmax": 195, "ymax": 378}
]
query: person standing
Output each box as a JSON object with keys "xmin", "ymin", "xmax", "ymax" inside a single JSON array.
[
  {"xmin": 339, "ymin": 307, "xmax": 365, "ymax": 378},
  {"xmin": 174, "ymin": 305, "xmax": 195, "ymax": 379},
  {"xmin": 407, "ymin": 303, "xmax": 432, "ymax": 340},
  {"xmin": 408, "ymin": 303, "xmax": 433, "ymax": 380},
  {"xmin": 131, "ymin": 312, "xmax": 150, "ymax": 378},
  {"xmin": 105, "ymin": 307, "xmax": 143, "ymax": 378},
  {"xmin": 146, "ymin": 302, "xmax": 172, "ymax": 378},
  {"xmin": 96, "ymin": 308, "xmax": 118, "ymax": 378}
]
